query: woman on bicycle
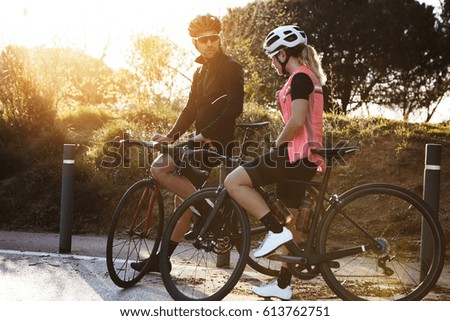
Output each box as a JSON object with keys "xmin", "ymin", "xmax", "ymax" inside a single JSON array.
[{"xmin": 224, "ymin": 25, "xmax": 326, "ymax": 300}]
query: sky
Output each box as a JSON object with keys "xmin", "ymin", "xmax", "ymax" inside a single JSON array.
[
  {"xmin": 0, "ymin": 0, "xmax": 254, "ymax": 69},
  {"xmin": 0, "ymin": 0, "xmax": 447, "ymax": 122}
]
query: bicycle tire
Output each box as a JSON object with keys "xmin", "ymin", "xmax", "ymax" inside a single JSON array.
[
  {"xmin": 106, "ymin": 178, "xmax": 164, "ymax": 288},
  {"xmin": 160, "ymin": 188, "xmax": 250, "ymax": 300},
  {"xmin": 318, "ymin": 183, "xmax": 445, "ymax": 300}
]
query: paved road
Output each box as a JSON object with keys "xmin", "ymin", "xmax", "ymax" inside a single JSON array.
[
  {"xmin": 0, "ymin": 230, "xmax": 268, "ymax": 301},
  {"xmin": 1, "ymin": 230, "xmax": 449, "ymax": 301}
]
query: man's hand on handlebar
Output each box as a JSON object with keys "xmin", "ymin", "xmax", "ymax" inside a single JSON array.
[
  {"xmin": 151, "ymin": 134, "xmax": 173, "ymax": 143},
  {"xmin": 189, "ymin": 133, "xmax": 217, "ymax": 152},
  {"xmin": 189, "ymin": 133, "xmax": 211, "ymax": 144}
]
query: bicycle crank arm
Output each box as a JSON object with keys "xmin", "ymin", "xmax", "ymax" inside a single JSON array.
[
  {"xmin": 267, "ymin": 254, "xmax": 308, "ymax": 264},
  {"xmin": 309, "ymin": 245, "xmax": 369, "ymax": 264},
  {"xmin": 268, "ymin": 245, "xmax": 368, "ymax": 265}
]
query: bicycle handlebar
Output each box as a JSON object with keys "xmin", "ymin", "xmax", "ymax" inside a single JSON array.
[
  {"xmin": 311, "ymin": 146, "xmax": 359, "ymax": 158},
  {"xmin": 119, "ymin": 139, "xmax": 170, "ymax": 153},
  {"xmin": 178, "ymin": 145, "xmax": 210, "ymax": 178},
  {"xmin": 118, "ymin": 139, "xmax": 232, "ymax": 177},
  {"xmin": 267, "ymin": 142, "xmax": 358, "ymax": 158},
  {"xmin": 180, "ymin": 146, "xmax": 242, "ymax": 177}
]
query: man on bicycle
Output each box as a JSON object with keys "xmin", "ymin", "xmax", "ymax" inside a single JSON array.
[{"xmin": 131, "ymin": 13, "xmax": 244, "ymax": 272}]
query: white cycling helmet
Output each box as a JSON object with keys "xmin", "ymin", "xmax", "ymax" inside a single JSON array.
[{"xmin": 263, "ymin": 25, "xmax": 307, "ymax": 58}]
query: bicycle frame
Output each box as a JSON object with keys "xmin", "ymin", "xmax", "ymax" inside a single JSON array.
[
  {"xmin": 192, "ymin": 147, "xmax": 371, "ymax": 268},
  {"xmin": 116, "ymin": 123, "xmax": 269, "ymax": 246},
  {"xmin": 268, "ymin": 150, "xmax": 379, "ymax": 266}
]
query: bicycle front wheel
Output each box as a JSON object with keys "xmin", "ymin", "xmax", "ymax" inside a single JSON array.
[
  {"xmin": 106, "ymin": 178, "xmax": 164, "ymax": 288},
  {"xmin": 319, "ymin": 183, "xmax": 445, "ymax": 300},
  {"xmin": 160, "ymin": 188, "xmax": 250, "ymax": 300}
]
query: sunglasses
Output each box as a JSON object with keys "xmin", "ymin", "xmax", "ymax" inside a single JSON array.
[{"xmin": 193, "ymin": 34, "xmax": 220, "ymax": 44}]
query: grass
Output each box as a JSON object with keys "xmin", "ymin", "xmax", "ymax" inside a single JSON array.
[{"xmin": 1, "ymin": 102, "xmax": 449, "ymax": 235}]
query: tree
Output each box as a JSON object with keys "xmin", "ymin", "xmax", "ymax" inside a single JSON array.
[
  {"xmin": 0, "ymin": 46, "xmax": 55, "ymax": 133},
  {"xmin": 128, "ymin": 34, "xmax": 192, "ymax": 108},
  {"xmin": 222, "ymin": 0, "xmax": 449, "ymax": 121},
  {"xmin": 368, "ymin": 0, "xmax": 449, "ymax": 121},
  {"xmin": 28, "ymin": 47, "xmax": 132, "ymax": 108},
  {"xmin": 222, "ymin": 0, "xmax": 289, "ymax": 107}
]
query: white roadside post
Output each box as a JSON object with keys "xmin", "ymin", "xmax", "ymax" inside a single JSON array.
[{"xmin": 421, "ymin": 143, "xmax": 441, "ymax": 280}]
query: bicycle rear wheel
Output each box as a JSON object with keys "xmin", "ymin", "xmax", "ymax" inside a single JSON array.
[
  {"xmin": 106, "ymin": 178, "xmax": 164, "ymax": 288},
  {"xmin": 160, "ymin": 188, "xmax": 250, "ymax": 300},
  {"xmin": 319, "ymin": 183, "xmax": 445, "ymax": 300}
]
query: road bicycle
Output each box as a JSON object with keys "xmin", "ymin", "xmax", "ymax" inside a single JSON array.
[
  {"xmin": 159, "ymin": 146, "xmax": 445, "ymax": 300},
  {"xmin": 105, "ymin": 121, "xmax": 273, "ymax": 288}
]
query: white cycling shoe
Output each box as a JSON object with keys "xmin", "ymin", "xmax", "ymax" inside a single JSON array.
[
  {"xmin": 253, "ymin": 280, "xmax": 292, "ymax": 300},
  {"xmin": 253, "ymin": 227, "xmax": 293, "ymax": 258}
]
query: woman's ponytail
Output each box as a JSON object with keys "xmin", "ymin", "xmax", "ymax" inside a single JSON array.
[{"xmin": 298, "ymin": 45, "xmax": 326, "ymax": 85}]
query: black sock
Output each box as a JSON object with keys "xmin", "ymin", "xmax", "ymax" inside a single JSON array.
[
  {"xmin": 167, "ymin": 240, "xmax": 178, "ymax": 257},
  {"xmin": 156, "ymin": 240, "xmax": 178, "ymax": 259},
  {"xmin": 277, "ymin": 266, "xmax": 292, "ymax": 289},
  {"xmin": 260, "ymin": 212, "xmax": 283, "ymax": 233}
]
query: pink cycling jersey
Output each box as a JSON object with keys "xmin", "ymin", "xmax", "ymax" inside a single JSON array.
[{"xmin": 278, "ymin": 65, "xmax": 325, "ymax": 172}]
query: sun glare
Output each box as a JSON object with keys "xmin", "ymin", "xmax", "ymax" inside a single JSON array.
[
  {"xmin": 0, "ymin": 0, "xmax": 251, "ymax": 69},
  {"xmin": 0, "ymin": 0, "xmax": 442, "ymax": 70}
]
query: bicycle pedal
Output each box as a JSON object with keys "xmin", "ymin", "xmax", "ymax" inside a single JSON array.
[{"xmin": 328, "ymin": 261, "xmax": 340, "ymax": 268}]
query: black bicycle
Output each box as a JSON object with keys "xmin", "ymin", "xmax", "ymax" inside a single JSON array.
[
  {"xmin": 105, "ymin": 122, "xmax": 275, "ymax": 288},
  {"xmin": 159, "ymin": 146, "xmax": 445, "ymax": 300}
]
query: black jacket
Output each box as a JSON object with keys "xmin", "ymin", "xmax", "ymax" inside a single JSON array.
[{"xmin": 167, "ymin": 50, "xmax": 244, "ymax": 147}]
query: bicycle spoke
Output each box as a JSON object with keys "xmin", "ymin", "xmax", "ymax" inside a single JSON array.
[
  {"xmin": 160, "ymin": 188, "xmax": 249, "ymax": 300},
  {"xmin": 106, "ymin": 179, "xmax": 164, "ymax": 288},
  {"xmin": 319, "ymin": 184, "xmax": 444, "ymax": 300}
]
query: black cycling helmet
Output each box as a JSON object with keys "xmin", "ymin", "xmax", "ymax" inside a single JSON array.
[{"xmin": 188, "ymin": 14, "xmax": 221, "ymax": 37}]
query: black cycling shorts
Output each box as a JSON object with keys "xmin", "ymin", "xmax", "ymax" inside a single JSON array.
[{"xmin": 242, "ymin": 144, "xmax": 317, "ymax": 208}]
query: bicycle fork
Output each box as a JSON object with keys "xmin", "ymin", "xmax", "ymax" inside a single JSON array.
[
  {"xmin": 130, "ymin": 180, "xmax": 160, "ymax": 237},
  {"xmin": 193, "ymin": 186, "xmax": 228, "ymax": 248}
]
